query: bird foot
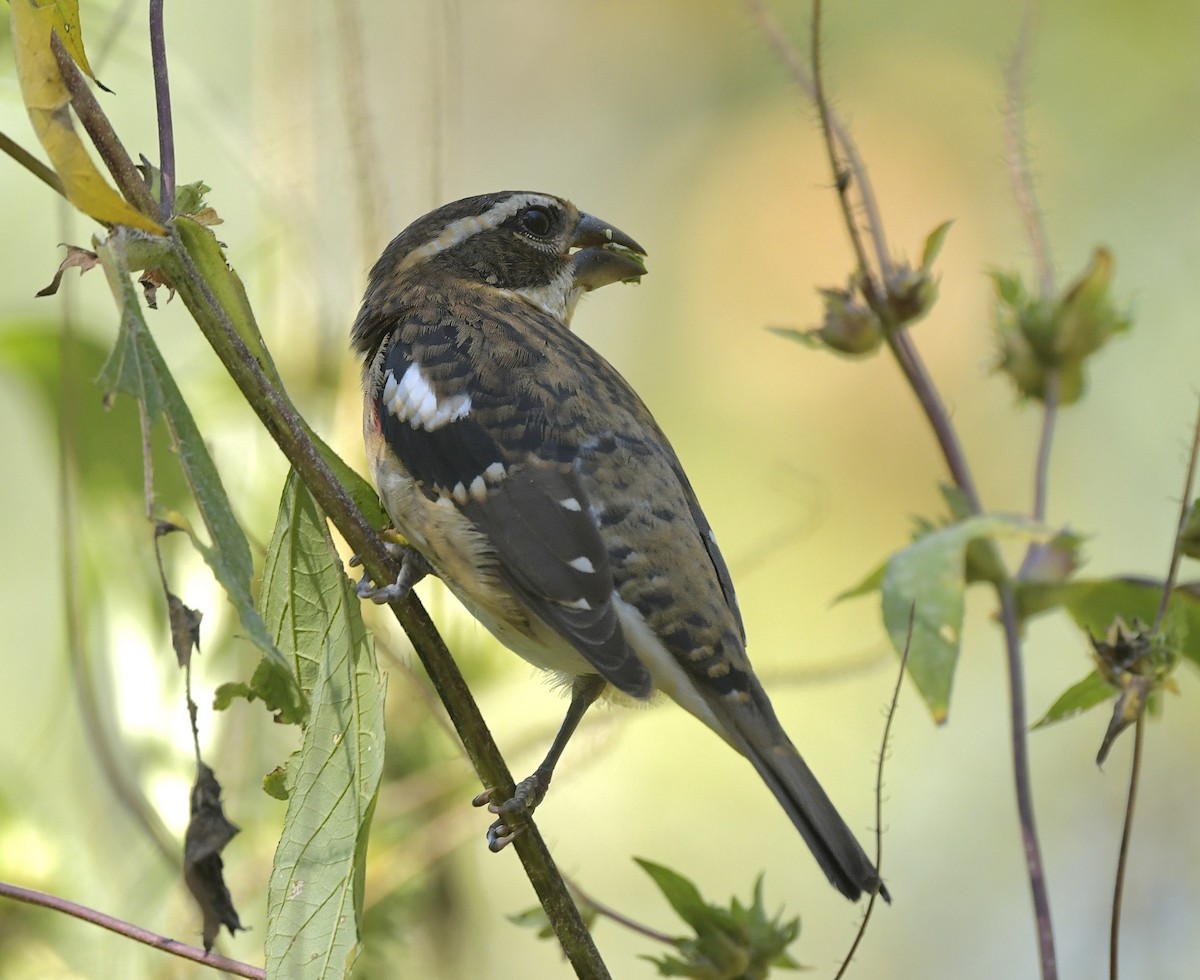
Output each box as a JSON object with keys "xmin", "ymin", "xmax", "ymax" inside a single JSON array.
[
  {"xmin": 472, "ymin": 770, "xmax": 553, "ymax": 851},
  {"xmin": 351, "ymin": 542, "xmax": 430, "ymax": 604}
]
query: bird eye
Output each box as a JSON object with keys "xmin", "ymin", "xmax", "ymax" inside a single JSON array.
[{"xmin": 519, "ymin": 206, "xmax": 553, "ymax": 238}]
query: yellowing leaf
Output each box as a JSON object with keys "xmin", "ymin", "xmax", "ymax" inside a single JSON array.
[
  {"xmin": 38, "ymin": 0, "xmax": 104, "ymax": 86},
  {"xmin": 10, "ymin": 0, "xmax": 163, "ymax": 233}
]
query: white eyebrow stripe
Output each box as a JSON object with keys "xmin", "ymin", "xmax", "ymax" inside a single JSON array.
[
  {"xmin": 396, "ymin": 193, "xmax": 551, "ymax": 274},
  {"xmin": 383, "ymin": 363, "xmax": 471, "ymax": 431}
]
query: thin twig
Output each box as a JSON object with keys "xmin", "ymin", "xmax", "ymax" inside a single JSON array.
[
  {"xmin": 834, "ymin": 602, "xmax": 911, "ymax": 979},
  {"xmin": 149, "ymin": 0, "xmax": 174, "ymax": 216},
  {"xmin": 0, "ymin": 130, "xmax": 66, "ymax": 197},
  {"xmin": 1108, "ymin": 714, "xmax": 1144, "ymax": 980},
  {"xmin": 567, "ymin": 877, "xmax": 679, "ymax": 947},
  {"xmin": 1152, "ymin": 394, "xmax": 1200, "ymax": 632},
  {"xmin": 0, "ymin": 880, "xmax": 263, "ymax": 979}
]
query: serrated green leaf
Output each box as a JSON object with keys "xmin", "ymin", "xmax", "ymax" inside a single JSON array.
[
  {"xmin": 265, "ymin": 470, "xmax": 386, "ymax": 979},
  {"xmin": 636, "ymin": 859, "xmax": 713, "ymax": 934},
  {"xmin": 635, "ymin": 860, "xmax": 799, "ymax": 980},
  {"xmin": 94, "ymin": 232, "xmax": 286, "ymax": 671},
  {"xmin": 1031, "ymin": 670, "xmax": 1115, "ymax": 730},
  {"xmin": 881, "ymin": 514, "xmax": 1053, "ymax": 722}
]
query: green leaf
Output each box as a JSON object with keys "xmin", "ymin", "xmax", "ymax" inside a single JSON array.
[
  {"xmin": 1031, "ymin": 670, "xmax": 1115, "ymax": 730},
  {"xmin": 920, "ymin": 220, "xmax": 954, "ymax": 271},
  {"xmin": 93, "ymin": 232, "xmax": 286, "ymax": 670},
  {"xmin": 1021, "ymin": 577, "xmax": 1200, "ymax": 670},
  {"xmin": 880, "ymin": 514, "xmax": 1053, "ymax": 722},
  {"xmin": 635, "ymin": 859, "xmax": 800, "ymax": 980},
  {"xmin": 265, "ymin": 470, "xmax": 386, "ymax": 978}
]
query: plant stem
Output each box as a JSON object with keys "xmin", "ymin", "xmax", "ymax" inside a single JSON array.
[
  {"xmin": 149, "ymin": 0, "xmax": 174, "ymax": 216},
  {"xmin": 998, "ymin": 583, "xmax": 1058, "ymax": 979},
  {"xmin": 50, "ymin": 34, "xmax": 159, "ymax": 219},
  {"xmin": 1108, "ymin": 713, "xmax": 1144, "ymax": 980},
  {"xmin": 0, "ymin": 129, "xmax": 65, "ymax": 197},
  {"xmin": 805, "ymin": 5, "xmax": 1058, "ymax": 976}
]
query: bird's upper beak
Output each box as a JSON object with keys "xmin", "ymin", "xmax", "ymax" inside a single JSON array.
[{"xmin": 570, "ymin": 213, "xmax": 647, "ymax": 291}]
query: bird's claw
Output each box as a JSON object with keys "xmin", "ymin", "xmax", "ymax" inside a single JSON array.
[
  {"xmin": 352, "ymin": 544, "xmax": 431, "ymax": 604},
  {"xmin": 472, "ymin": 771, "xmax": 553, "ymax": 851}
]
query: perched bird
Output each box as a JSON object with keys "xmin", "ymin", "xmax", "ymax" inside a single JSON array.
[{"xmin": 351, "ymin": 191, "xmax": 887, "ymax": 902}]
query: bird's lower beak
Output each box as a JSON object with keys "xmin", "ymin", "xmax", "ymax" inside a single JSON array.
[{"xmin": 570, "ymin": 213, "xmax": 647, "ymax": 291}]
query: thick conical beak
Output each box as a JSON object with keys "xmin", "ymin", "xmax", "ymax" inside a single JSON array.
[{"xmin": 570, "ymin": 212, "xmax": 647, "ymax": 291}]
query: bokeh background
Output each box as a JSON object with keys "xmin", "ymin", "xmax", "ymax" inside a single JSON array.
[{"xmin": 2, "ymin": 1, "xmax": 1198, "ymax": 977}]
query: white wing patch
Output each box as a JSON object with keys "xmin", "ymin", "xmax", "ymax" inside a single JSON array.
[{"xmin": 383, "ymin": 362, "xmax": 472, "ymax": 431}]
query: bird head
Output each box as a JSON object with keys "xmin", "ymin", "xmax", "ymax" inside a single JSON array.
[{"xmin": 352, "ymin": 191, "xmax": 646, "ymax": 355}]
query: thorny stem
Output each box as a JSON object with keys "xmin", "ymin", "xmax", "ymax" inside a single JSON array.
[
  {"xmin": 744, "ymin": 0, "xmax": 891, "ymax": 279},
  {"xmin": 0, "ymin": 880, "xmax": 263, "ymax": 979},
  {"xmin": 802, "ymin": 3, "xmax": 1058, "ymax": 976},
  {"xmin": 149, "ymin": 0, "xmax": 175, "ymax": 216},
  {"xmin": 1152, "ymin": 393, "xmax": 1200, "ymax": 632},
  {"xmin": 834, "ymin": 604, "xmax": 912, "ymax": 980},
  {"xmin": 1109, "ymin": 714, "xmax": 1144, "ymax": 980},
  {"xmin": 1004, "ymin": 7, "xmax": 1056, "ymax": 303},
  {"xmin": 1005, "ymin": 6, "xmax": 1059, "ymax": 525}
]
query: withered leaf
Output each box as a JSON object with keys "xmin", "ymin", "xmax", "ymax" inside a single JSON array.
[
  {"xmin": 184, "ymin": 763, "xmax": 245, "ymax": 952},
  {"xmin": 166, "ymin": 593, "xmax": 203, "ymax": 668},
  {"xmin": 36, "ymin": 244, "xmax": 99, "ymax": 297}
]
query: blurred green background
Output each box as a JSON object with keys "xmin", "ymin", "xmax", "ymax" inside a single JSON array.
[{"xmin": 2, "ymin": 1, "xmax": 1198, "ymax": 977}]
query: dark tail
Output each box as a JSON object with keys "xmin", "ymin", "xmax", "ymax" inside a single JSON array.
[{"xmin": 723, "ymin": 687, "xmax": 889, "ymax": 902}]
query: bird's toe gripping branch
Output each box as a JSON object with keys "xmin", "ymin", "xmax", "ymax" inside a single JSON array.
[
  {"xmin": 351, "ymin": 541, "xmax": 431, "ymax": 604},
  {"xmin": 472, "ymin": 768, "xmax": 555, "ymax": 851}
]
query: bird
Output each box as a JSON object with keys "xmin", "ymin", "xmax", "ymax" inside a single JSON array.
[{"xmin": 350, "ymin": 190, "xmax": 887, "ymax": 902}]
